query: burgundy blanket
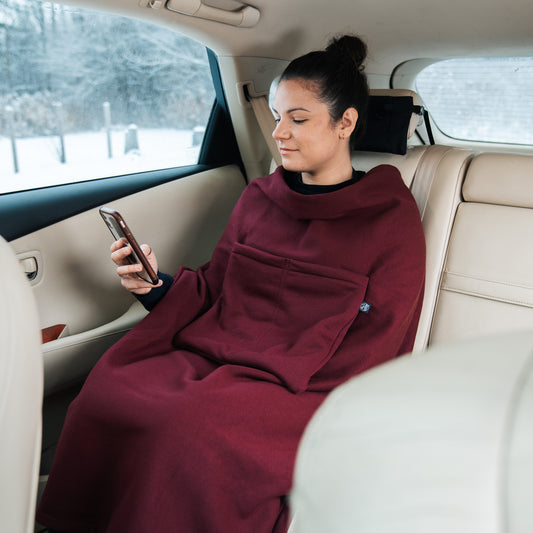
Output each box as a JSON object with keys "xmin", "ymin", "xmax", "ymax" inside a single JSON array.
[{"xmin": 37, "ymin": 165, "xmax": 425, "ymax": 532}]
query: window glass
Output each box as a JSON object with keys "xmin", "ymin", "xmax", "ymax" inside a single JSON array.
[
  {"xmin": 0, "ymin": 0, "xmax": 215, "ymax": 193},
  {"xmin": 416, "ymin": 57, "xmax": 533, "ymax": 145}
]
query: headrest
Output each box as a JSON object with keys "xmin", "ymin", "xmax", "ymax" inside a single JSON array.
[
  {"xmin": 290, "ymin": 329, "xmax": 533, "ymax": 533},
  {"xmin": 463, "ymin": 152, "xmax": 533, "ymax": 208},
  {"xmin": 354, "ymin": 89, "xmax": 424, "ymax": 155}
]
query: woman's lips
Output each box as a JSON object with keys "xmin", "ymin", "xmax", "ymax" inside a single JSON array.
[{"xmin": 279, "ymin": 147, "xmax": 297, "ymax": 155}]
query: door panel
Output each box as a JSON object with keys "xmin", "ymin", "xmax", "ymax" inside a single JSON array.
[
  {"xmin": 10, "ymin": 165, "xmax": 246, "ymax": 394},
  {"xmin": 16, "ymin": 165, "xmax": 246, "ymax": 509},
  {"xmin": 0, "ymin": 165, "xmax": 212, "ymax": 242}
]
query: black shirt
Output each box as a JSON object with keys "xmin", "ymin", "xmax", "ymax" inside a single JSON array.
[{"xmin": 284, "ymin": 168, "xmax": 365, "ymax": 195}]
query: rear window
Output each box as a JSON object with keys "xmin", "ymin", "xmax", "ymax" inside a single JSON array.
[
  {"xmin": 415, "ymin": 57, "xmax": 533, "ymax": 145},
  {"xmin": 0, "ymin": 0, "xmax": 215, "ymax": 193}
]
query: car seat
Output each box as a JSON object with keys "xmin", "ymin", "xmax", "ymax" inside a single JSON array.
[
  {"xmin": 0, "ymin": 235, "xmax": 43, "ymax": 533},
  {"xmin": 290, "ymin": 330, "xmax": 533, "ymax": 532}
]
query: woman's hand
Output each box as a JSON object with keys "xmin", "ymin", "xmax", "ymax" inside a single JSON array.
[{"xmin": 110, "ymin": 239, "xmax": 163, "ymax": 295}]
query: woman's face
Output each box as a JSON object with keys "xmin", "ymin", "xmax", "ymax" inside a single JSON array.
[{"xmin": 272, "ymin": 78, "xmax": 356, "ymax": 185}]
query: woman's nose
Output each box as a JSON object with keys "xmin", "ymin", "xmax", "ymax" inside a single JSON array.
[{"xmin": 272, "ymin": 119, "xmax": 289, "ymax": 140}]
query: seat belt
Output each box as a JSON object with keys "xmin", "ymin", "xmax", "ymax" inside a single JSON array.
[
  {"xmin": 412, "ymin": 104, "xmax": 435, "ymax": 146},
  {"xmin": 248, "ymin": 94, "xmax": 282, "ymax": 167},
  {"xmin": 422, "ymin": 108, "xmax": 435, "ymax": 145}
]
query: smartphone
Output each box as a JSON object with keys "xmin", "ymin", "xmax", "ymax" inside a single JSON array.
[{"xmin": 99, "ymin": 206, "xmax": 159, "ymax": 285}]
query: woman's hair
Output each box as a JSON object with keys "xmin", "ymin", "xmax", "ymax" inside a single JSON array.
[{"xmin": 279, "ymin": 34, "xmax": 369, "ymax": 147}]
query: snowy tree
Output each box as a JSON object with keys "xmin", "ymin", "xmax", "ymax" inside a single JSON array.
[{"xmin": 0, "ymin": 0, "xmax": 214, "ymax": 136}]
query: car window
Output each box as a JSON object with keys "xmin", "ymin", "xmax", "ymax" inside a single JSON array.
[
  {"xmin": 415, "ymin": 57, "xmax": 533, "ymax": 145},
  {"xmin": 0, "ymin": 0, "xmax": 215, "ymax": 194}
]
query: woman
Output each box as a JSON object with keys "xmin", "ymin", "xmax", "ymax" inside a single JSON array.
[{"xmin": 37, "ymin": 35, "xmax": 425, "ymax": 533}]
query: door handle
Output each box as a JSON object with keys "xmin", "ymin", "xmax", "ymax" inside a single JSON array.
[
  {"xmin": 20, "ymin": 256, "xmax": 38, "ymax": 280},
  {"xmin": 16, "ymin": 250, "xmax": 43, "ymax": 284}
]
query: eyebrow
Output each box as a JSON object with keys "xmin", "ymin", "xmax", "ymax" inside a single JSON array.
[{"xmin": 272, "ymin": 107, "xmax": 311, "ymax": 114}]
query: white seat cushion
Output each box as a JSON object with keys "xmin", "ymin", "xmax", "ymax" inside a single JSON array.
[
  {"xmin": 0, "ymin": 236, "xmax": 43, "ymax": 533},
  {"xmin": 290, "ymin": 330, "xmax": 533, "ymax": 533}
]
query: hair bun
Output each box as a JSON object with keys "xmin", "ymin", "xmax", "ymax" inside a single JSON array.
[{"xmin": 325, "ymin": 35, "xmax": 367, "ymax": 71}]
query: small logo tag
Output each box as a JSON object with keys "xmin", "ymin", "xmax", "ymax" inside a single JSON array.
[{"xmin": 359, "ymin": 301, "xmax": 372, "ymax": 314}]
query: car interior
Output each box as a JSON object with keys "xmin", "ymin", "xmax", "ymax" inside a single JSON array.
[{"xmin": 0, "ymin": 0, "xmax": 532, "ymax": 531}]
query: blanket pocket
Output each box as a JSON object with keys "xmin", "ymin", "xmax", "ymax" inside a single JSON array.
[{"xmin": 176, "ymin": 243, "xmax": 369, "ymax": 392}]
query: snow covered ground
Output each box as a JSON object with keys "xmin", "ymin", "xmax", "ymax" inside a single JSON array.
[{"xmin": 0, "ymin": 128, "xmax": 201, "ymax": 194}]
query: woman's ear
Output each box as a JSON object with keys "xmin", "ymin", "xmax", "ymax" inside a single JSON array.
[{"xmin": 339, "ymin": 107, "xmax": 358, "ymax": 139}]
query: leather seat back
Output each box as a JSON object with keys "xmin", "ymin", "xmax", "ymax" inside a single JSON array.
[
  {"xmin": 290, "ymin": 329, "xmax": 533, "ymax": 533},
  {"xmin": 0, "ymin": 236, "xmax": 43, "ymax": 533},
  {"xmin": 429, "ymin": 152, "xmax": 533, "ymax": 344}
]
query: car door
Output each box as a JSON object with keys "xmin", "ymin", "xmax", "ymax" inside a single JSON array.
[{"xmin": 0, "ymin": 0, "xmax": 247, "ymax": 499}]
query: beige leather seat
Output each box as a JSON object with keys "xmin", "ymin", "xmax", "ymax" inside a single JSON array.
[
  {"xmin": 428, "ymin": 152, "xmax": 533, "ymax": 345},
  {"xmin": 0, "ymin": 236, "xmax": 43, "ymax": 533},
  {"xmin": 290, "ymin": 329, "xmax": 533, "ymax": 533}
]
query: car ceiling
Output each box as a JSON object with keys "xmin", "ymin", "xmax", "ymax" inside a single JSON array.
[{"xmin": 53, "ymin": 0, "xmax": 533, "ymax": 75}]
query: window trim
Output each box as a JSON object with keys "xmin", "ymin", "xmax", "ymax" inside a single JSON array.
[{"xmin": 198, "ymin": 49, "xmax": 244, "ymax": 173}]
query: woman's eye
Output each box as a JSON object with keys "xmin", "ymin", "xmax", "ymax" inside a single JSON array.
[{"xmin": 293, "ymin": 119, "xmax": 307, "ymax": 124}]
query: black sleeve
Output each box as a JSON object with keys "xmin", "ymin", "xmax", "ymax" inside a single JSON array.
[{"xmin": 134, "ymin": 272, "xmax": 174, "ymax": 311}]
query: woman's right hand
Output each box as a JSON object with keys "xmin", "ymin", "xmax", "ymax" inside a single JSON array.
[{"xmin": 110, "ymin": 239, "xmax": 163, "ymax": 295}]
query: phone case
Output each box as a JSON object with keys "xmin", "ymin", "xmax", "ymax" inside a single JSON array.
[{"xmin": 99, "ymin": 206, "xmax": 159, "ymax": 285}]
